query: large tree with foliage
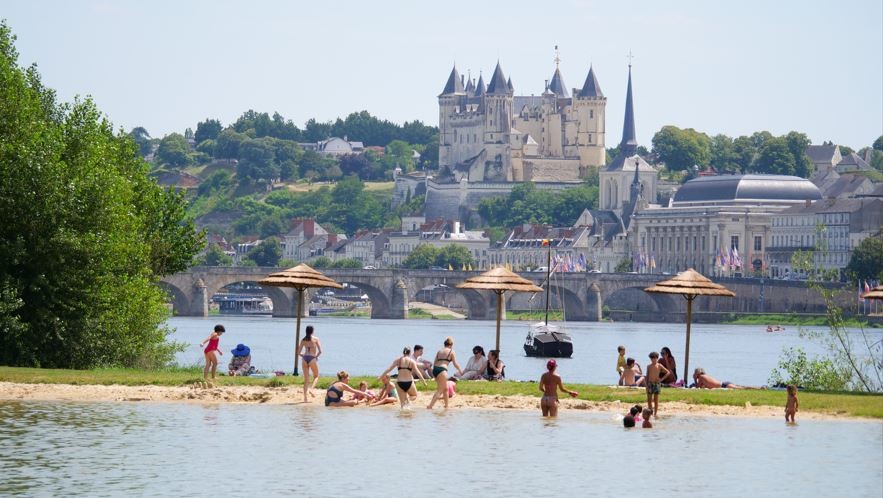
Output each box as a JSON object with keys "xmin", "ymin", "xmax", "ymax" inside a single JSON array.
[
  {"xmin": 156, "ymin": 132, "xmax": 192, "ymax": 167},
  {"xmin": 402, "ymin": 244, "xmax": 439, "ymax": 269},
  {"xmin": 194, "ymin": 118, "xmax": 223, "ymax": 144},
  {"xmin": 754, "ymin": 137, "xmax": 796, "ymax": 175},
  {"xmin": 651, "ymin": 125, "xmax": 711, "ymax": 171},
  {"xmin": 0, "ymin": 22, "xmax": 203, "ymax": 368},
  {"xmin": 846, "ymin": 236, "xmax": 883, "ymax": 283},
  {"xmin": 436, "ymin": 245, "xmax": 475, "ymax": 269},
  {"xmin": 246, "ymin": 237, "xmax": 282, "ymax": 266}
]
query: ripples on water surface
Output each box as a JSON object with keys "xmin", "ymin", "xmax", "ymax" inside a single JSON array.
[
  {"xmin": 169, "ymin": 316, "xmax": 881, "ymax": 386},
  {"xmin": 0, "ymin": 400, "xmax": 880, "ymax": 497}
]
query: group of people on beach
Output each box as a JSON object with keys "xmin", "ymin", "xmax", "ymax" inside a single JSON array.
[{"xmin": 202, "ymin": 324, "xmax": 799, "ymax": 422}]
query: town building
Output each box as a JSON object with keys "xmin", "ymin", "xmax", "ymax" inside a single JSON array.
[
  {"xmin": 486, "ymin": 224, "xmax": 592, "ymax": 271},
  {"xmin": 767, "ymin": 198, "xmax": 883, "ymax": 279},
  {"xmin": 630, "ymin": 175, "xmax": 823, "ymax": 276},
  {"xmin": 281, "ymin": 219, "xmax": 345, "ymax": 263},
  {"xmin": 299, "ymin": 136, "xmax": 364, "ymax": 156}
]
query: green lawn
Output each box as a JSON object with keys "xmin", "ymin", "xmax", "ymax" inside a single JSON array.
[{"xmin": 2, "ymin": 366, "xmax": 881, "ymax": 418}]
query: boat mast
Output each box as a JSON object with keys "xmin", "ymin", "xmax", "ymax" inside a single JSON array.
[{"xmin": 545, "ymin": 239, "xmax": 552, "ymax": 325}]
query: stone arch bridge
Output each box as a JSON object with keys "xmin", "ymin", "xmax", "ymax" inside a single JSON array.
[{"xmin": 160, "ymin": 267, "xmax": 845, "ymax": 322}]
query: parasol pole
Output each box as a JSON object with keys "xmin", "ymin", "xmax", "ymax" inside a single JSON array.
[
  {"xmin": 683, "ymin": 294, "xmax": 694, "ymax": 384},
  {"xmin": 293, "ymin": 287, "xmax": 304, "ymax": 376},
  {"xmin": 495, "ymin": 290, "xmax": 503, "ymax": 352}
]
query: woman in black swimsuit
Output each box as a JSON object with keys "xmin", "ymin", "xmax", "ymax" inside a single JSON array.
[
  {"xmin": 484, "ymin": 349, "xmax": 505, "ymax": 381},
  {"xmin": 427, "ymin": 336, "xmax": 463, "ymax": 410},
  {"xmin": 380, "ymin": 346, "xmax": 427, "ymax": 409},
  {"xmin": 325, "ymin": 371, "xmax": 371, "ymax": 407}
]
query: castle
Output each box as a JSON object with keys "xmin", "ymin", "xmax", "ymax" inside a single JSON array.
[{"xmin": 424, "ymin": 53, "xmax": 656, "ymax": 224}]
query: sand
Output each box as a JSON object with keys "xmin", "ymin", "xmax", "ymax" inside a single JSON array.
[{"xmin": 0, "ymin": 381, "xmax": 855, "ymax": 420}]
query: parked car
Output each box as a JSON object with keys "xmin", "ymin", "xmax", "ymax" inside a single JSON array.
[
  {"xmin": 362, "ymin": 265, "xmax": 376, "ymax": 270},
  {"xmin": 430, "ymin": 266, "xmax": 446, "ymax": 270}
]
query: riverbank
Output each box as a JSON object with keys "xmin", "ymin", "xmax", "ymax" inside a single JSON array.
[
  {"xmin": 725, "ymin": 313, "xmax": 879, "ymax": 328},
  {"xmin": 2, "ymin": 367, "xmax": 881, "ymax": 419}
]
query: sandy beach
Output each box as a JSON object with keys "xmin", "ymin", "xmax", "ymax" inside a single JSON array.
[{"xmin": 0, "ymin": 381, "xmax": 859, "ymax": 420}]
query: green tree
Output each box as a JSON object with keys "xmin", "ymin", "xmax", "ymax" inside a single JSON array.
[
  {"xmin": 403, "ymin": 244, "xmax": 440, "ymax": 269},
  {"xmin": 246, "ymin": 237, "xmax": 282, "ymax": 266},
  {"xmin": 614, "ymin": 258, "xmax": 633, "ymax": 273},
  {"xmin": 784, "ymin": 131, "xmax": 813, "ymax": 178},
  {"xmin": 214, "ymin": 129, "xmax": 247, "ymax": 159},
  {"xmin": 845, "ymin": 236, "xmax": 883, "ymax": 283},
  {"xmin": 651, "ymin": 126, "xmax": 710, "ymax": 171},
  {"xmin": 194, "ymin": 118, "xmax": 223, "ymax": 144},
  {"xmin": 873, "ymin": 135, "xmax": 883, "ymax": 151},
  {"xmin": 709, "ymin": 134, "xmax": 740, "ymax": 172},
  {"xmin": 0, "ymin": 22, "xmax": 202, "ymax": 368},
  {"xmin": 732, "ymin": 136, "xmax": 756, "ymax": 172},
  {"xmin": 754, "ymin": 137, "xmax": 796, "ymax": 175},
  {"xmin": 156, "ymin": 133, "xmax": 192, "ymax": 167},
  {"xmin": 330, "ymin": 258, "xmax": 363, "ymax": 269},
  {"xmin": 199, "ymin": 243, "xmax": 233, "ymax": 266},
  {"xmin": 435, "ymin": 244, "xmax": 474, "ymax": 269},
  {"xmin": 237, "ymin": 137, "xmax": 279, "ymax": 183},
  {"xmin": 129, "ymin": 126, "xmax": 153, "ymax": 156}
]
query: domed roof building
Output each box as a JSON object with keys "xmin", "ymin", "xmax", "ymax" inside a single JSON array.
[
  {"xmin": 671, "ymin": 174, "xmax": 822, "ymax": 207},
  {"xmin": 630, "ymin": 174, "xmax": 823, "ymax": 276}
]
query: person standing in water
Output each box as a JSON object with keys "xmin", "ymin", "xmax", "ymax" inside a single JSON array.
[
  {"xmin": 380, "ymin": 346, "xmax": 427, "ymax": 409},
  {"xmin": 298, "ymin": 325, "xmax": 322, "ymax": 402},
  {"xmin": 199, "ymin": 324, "xmax": 225, "ymax": 386},
  {"xmin": 427, "ymin": 337, "xmax": 463, "ymax": 410},
  {"xmin": 539, "ymin": 359, "xmax": 579, "ymax": 417},
  {"xmin": 785, "ymin": 385, "xmax": 799, "ymax": 423}
]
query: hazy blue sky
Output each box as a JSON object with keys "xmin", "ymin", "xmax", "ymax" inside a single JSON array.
[{"xmin": 3, "ymin": 0, "xmax": 881, "ymax": 148}]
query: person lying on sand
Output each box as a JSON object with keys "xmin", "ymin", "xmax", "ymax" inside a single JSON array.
[{"xmin": 692, "ymin": 368, "xmax": 744, "ymax": 389}]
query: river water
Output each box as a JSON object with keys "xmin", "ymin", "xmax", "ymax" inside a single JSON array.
[
  {"xmin": 1, "ymin": 400, "xmax": 880, "ymax": 497},
  {"xmin": 169, "ymin": 316, "xmax": 881, "ymax": 386}
]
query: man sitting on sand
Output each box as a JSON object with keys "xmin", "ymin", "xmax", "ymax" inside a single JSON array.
[
  {"xmin": 692, "ymin": 368, "xmax": 743, "ymax": 389},
  {"xmin": 619, "ymin": 358, "xmax": 645, "ymax": 387}
]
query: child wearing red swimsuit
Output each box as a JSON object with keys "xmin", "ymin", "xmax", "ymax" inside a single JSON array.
[{"xmin": 199, "ymin": 324, "xmax": 225, "ymax": 385}]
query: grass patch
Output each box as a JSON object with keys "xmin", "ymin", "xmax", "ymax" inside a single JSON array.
[
  {"xmin": 725, "ymin": 313, "xmax": 875, "ymax": 328},
  {"xmin": 2, "ymin": 366, "xmax": 881, "ymax": 418},
  {"xmin": 508, "ymin": 310, "xmax": 565, "ymax": 321}
]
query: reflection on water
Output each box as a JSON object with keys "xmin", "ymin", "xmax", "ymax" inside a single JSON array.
[
  {"xmin": 1, "ymin": 401, "xmax": 880, "ymax": 497},
  {"xmin": 168, "ymin": 316, "xmax": 882, "ymax": 386}
]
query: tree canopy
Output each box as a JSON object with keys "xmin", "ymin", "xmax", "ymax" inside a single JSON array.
[
  {"xmin": 846, "ymin": 236, "xmax": 883, "ymax": 283},
  {"xmin": 0, "ymin": 22, "xmax": 203, "ymax": 369},
  {"xmin": 478, "ymin": 182, "xmax": 598, "ymax": 228}
]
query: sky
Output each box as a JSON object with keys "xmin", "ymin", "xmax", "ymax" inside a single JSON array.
[{"xmin": 3, "ymin": 0, "xmax": 882, "ymax": 149}]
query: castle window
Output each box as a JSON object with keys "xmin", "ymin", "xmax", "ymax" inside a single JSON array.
[
  {"xmin": 588, "ymin": 134, "xmax": 592, "ymax": 143},
  {"xmin": 589, "ymin": 110, "xmax": 594, "ymax": 119},
  {"xmin": 473, "ymin": 134, "xmax": 477, "ymax": 142},
  {"xmin": 490, "ymin": 120, "xmax": 494, "ymax": 126}
]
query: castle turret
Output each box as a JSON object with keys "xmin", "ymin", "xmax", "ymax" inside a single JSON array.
[
  {"xmin": 438, "ymin": 65, "xmax": 467, "ymax": 170},
  {"xmin": 574, "ymin": 65, "xmax": 606, "ymax": 168},
  {"xmin": 475, "ymin": 74, "xmax": 486, "ymax": 96}
]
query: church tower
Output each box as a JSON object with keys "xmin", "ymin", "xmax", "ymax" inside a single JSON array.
[{"xmin": 599, "ymin": 63, "xmax": 657, "ymax": 220}]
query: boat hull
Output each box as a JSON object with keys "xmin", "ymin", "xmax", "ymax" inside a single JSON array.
[{"xmin": 524, "ymin": 325, "xmax": 573, "ymax": 358}]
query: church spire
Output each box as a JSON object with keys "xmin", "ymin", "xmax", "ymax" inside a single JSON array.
[{"xmin": 619, "ymin": 64, "xmax": 638, "ymax": 154}]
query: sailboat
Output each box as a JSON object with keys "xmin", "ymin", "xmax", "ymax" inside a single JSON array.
[{"xmin": 523, "ymin": 240, "xmax": 574, "ymax": 358}]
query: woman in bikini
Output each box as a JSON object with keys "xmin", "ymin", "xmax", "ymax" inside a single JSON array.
[
  {"xmin": 659, "ymin": 347, "xmax": 678, "ymax": 385},
  {"xmin": 199, "ymin": 324, "xmax": 225, "ymax": 386},
  {"xmin": 380, "ymin": 346, "xmax": 427, "ymax": 409},
  {"xmin": 325, "ymin": 371, "xmax": 371, "ymax": 407},
  {"xmin": 484, "ymin": 349, "xmax": 505, "ymax": 381},
  {"xmin": 427, "ymin": 337, "xmax": 463, "ymax": 410},
  {"xmin": 539, "ymin": 359, "xmax": 579, "ymax": 417},
  {"xmin": 298, "ymin": 325, "xmax": 322, "ymax": 402}
]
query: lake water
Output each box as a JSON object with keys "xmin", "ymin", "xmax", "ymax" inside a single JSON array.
[
  {"xmin": 168, "ymin": 316, "xmax": 882, "ymax": 386},
  {"xmin": 1, "ymin": 400, "xmax": 880, "ymax": 497}
]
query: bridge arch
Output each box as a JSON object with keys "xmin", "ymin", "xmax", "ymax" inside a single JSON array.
[
  {"xmin": 158, "ymin": 281, "xmax": 189, "ymax": 316},
  {"xmin": 203, "ymin": 277, "xmax": 293, "ymax": 317},
  {"xmin": 332, "ymin": 280, "xmax": 391, "ymax": 319},
  {"xmin": 603, "ymin": 286, "xmax": 679, "ymax": 315},
  {"xmin": 456, "ymin": 289, "xmax": 490, "ymax": 320}
]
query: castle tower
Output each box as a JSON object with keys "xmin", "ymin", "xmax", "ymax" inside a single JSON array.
[
  {"xmin": 483, "ymin": 62, "xmax": 513, "ymax": 144},
  {"xmin": 599, "ymin": 64, "xmax": 656, "ymax": 217},
  {"xmin": 574, "ymin": 65, "xmax": 607, "ymax": 167},
  {"xmin": 438, "ymin": 65, "xmax": 466, "ymax": 170}
]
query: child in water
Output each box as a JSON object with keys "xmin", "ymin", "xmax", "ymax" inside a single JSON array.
[
  {"xmin": 785, "ymin": 385, "xmax": 799, "ymax": 423},
  {"xmin": 641, "ymin": 408, "xmax": 653, "ymax": 428}
]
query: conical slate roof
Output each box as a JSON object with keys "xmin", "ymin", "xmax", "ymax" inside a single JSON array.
[
  {"xmin": 507, "ymin": 76, "xmax": 514, "ymax": 92},
  {"xmin": 644, "ymin": 269, "xmax": 736, "ymax": 297},
  {"xmin": 475, "ymin": 74, "xmax": 486, "ymax": 95},
  {"xmin": 548, "ymin": 67, "xmax": 569, "ymax": 97},
  {"xmin": 486, "ymin": 62, "xmax": 510, "ymax": 95},
  {"xmin": 259, "ymin": 264, "xmax": 343, "ymax": 290},
  {"xmin": 465, "ymin": 77, "xmax": 475, "ymax": 95},
  {"xmin": 579, "ymin": 66, "xmax": 603, "ymax": 97},
  {"xmin": 456, "ymin": 267, "xmax": 542, "ymax": 293},
  {"xmin": 440, "ymin": 65, "xmax": 465, "ymax": 95}
]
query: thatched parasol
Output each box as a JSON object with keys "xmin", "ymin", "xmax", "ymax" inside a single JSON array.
[
  {"xmin": 456, "ymin": 267, "xmax": 543, "ymax": 351},
  {"xmin": 644, "ymin": 268, "xmax": 735, "ymax": 383},
  {"xmin": 259, "ymin": 264, "xmax": 343, "ymax": 375},
  {"xmin": 861, "ymin": 284, "xmax": 883, "ymax": 300}
]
